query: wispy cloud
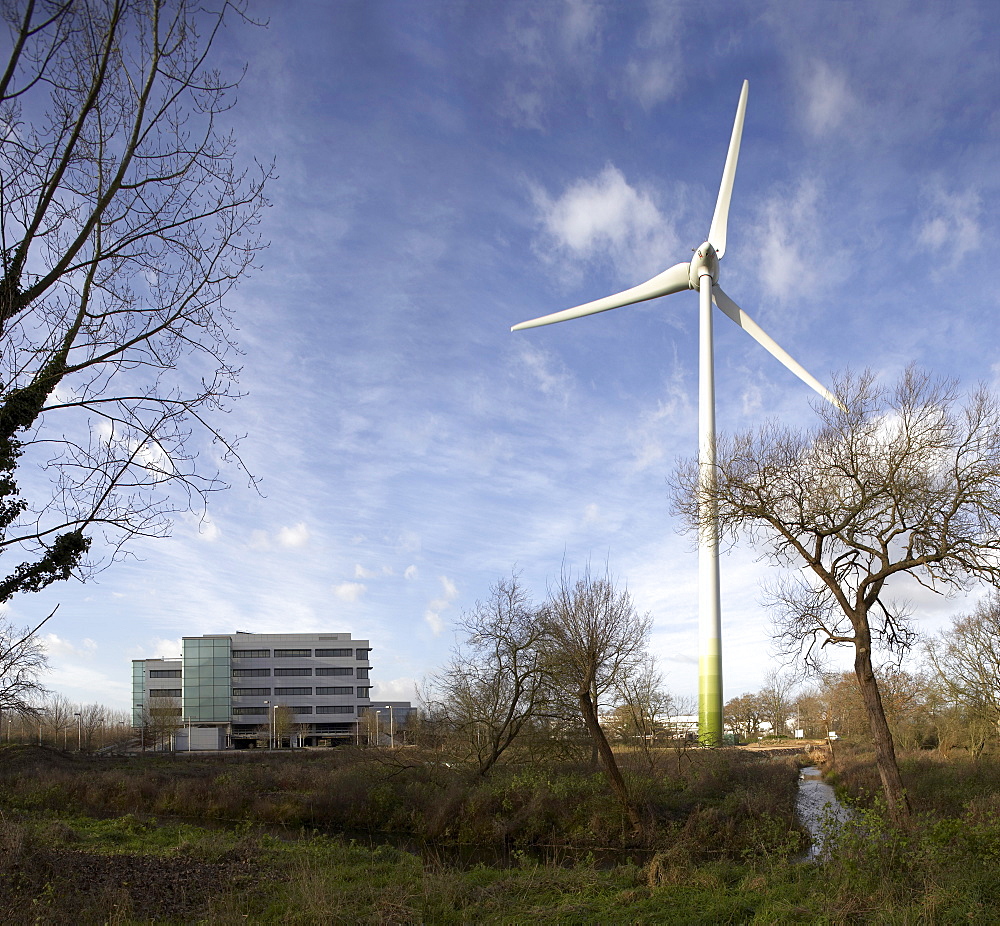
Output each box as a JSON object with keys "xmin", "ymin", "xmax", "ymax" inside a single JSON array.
[
  {"xmin": 915, "ymin": 181, "xmax": 982, "ymax": 274},
  {"xmin": 800, "ymin": 60, "xmax": 855, "ymax": 138},
  {"xmin": 532, "ymin": 165, "xmax": 680, "ymax": 282},
  {"xmin": 424, "ymin": 575, "xmax": 459, "ymax": 636},
  {"xmin": 333, "ymin": 582, "xmax": 366, "ymax": 603}
]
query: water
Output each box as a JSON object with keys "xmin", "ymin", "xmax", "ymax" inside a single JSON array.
[{"xmin": 795, "ymin": 765, "xmax": 853, "ymax": 860}]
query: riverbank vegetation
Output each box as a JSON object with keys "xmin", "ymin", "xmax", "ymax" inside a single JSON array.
[{"xmin": 2, "ymin": 741, "xmax": 999, "ymax": 923}]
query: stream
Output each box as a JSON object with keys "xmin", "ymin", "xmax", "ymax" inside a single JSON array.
[{"xmin": 795, "ymin": 765, "xmax": 854, "ymax": 860}]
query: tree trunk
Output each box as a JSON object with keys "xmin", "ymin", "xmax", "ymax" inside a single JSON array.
[
  {"xmin": 577, "ymin": 687, "xmax": 644, "ymax": 835},
  {"xmin": 854, "ymin": 632, "xmax": 911, "ymax": 824}
]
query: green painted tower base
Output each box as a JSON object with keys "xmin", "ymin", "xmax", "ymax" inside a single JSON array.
[{"xmin": 698, "ymin": 648, "xmax": 722, "ymax": 746}]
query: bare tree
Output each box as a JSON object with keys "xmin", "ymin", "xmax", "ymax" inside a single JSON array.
[
  {"xmin": 76, "ymin": 700, "xmax": 107, "ymax": 752},
  {"xmin": 757, "ymin": 669, "xmax": 796, "ymax": 738},
  {"xmin": 430, "ymin": 574, "xmax": 547, "ymax": 776},
  {"xmin": 42, "ymin": 691, "xmax": 75, "ymax": 748},
  {"xmin": 926, "ymin": 592, "xmax": 1000, "ymax": 755},
  {"xmin": 0, "ymin": 611, "xmax": 51, "ymax": 714},
  {"xmin": 674, "ymin": 368, "xmax": 1000, "ymax": 823},
  {"xmin": 272, "ymin": 704, "xmax": 293, "ymax": 747},
  {"xmin": 0, "ymin": 0, "xmax": 271, "ymax": 606},
  {"xmin": 724, "ymin": 693, "xmax": 763, "ymax": 741},
  {"xmin": 615, "ymin": 655, "xmax": 674, "ymax": 765},
  {"xmin": 143, "ymin": 695, "xmax": 181, "ymax": 750},
  {"xmin": 540, "ymin": 566, "xmax": 651, "ymax": 833}
]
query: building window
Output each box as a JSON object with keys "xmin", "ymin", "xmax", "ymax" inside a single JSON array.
[
  {"xmin": 149, "ymin": 688, "xmax": 182, "ymax": 698},
  {"xmin": 315, "ymin": 648, "xmax": 353, "ymax": 657},
  {"xmin": 233, "ymin": 668, "xmax": 271, "ymax": 677},
  {"xmin": 232, "ymin": 707, "xmax": 266, "ymax": 716},
  {"xmin": 317, "ymin": 705, "xmax": 355, "ymax": 714},
  {"xmin": 291, "ymin": 706, "xmax": 313, "ymax": 714},
  {"xmin": 357, "ymin": 687, "xmax": 371, "ymax": 699},
  {"xmin": 316, "ymin": 667, "xmax": 353, "ymax": 676},
  {"xmin": 316, "ymin": 686, "xmax": 353, "ymax": 695},
  {"xmin": 356, "ymin": 649, "xmax": 371, "ymax": 660},
  {"xmin": 232, "ymin": 649, "xmax": 270, "ymax": 658},
  {"xmin": 232, "ymin": 687, "xmax": 271, "ymax": 697},
  {"xmin": 356, "ymin": 668, "xmax": 369, "ymax": 680},
  {"xmin": 274, "ymin": 667, "xmax": 312, "ymax": 677},
  {"xmin": 149, "ymin": 669, "xmax": 181, "ymax": 678},
  {"xmin": 274, "ymin": 686, "xmax": 312, "ymax": 696},
  {"xmin": 150, "ymin": 707, "xmax": 182, "ymax": 717},
  {"xmin": 274, "ymin": 648, "xmax": 312, "ymax": 658}
]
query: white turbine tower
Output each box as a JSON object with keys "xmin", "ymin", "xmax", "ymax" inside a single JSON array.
[{"xmin": 512, "ymin": 81, "xmax": 839, "ymax": 745}]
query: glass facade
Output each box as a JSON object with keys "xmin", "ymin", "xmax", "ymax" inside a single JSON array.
[
  {"xmin": 131, "ymin": 660, "xmax": 145, "ymax": 726},
  {"xmin": 182, "ymin": 636, "xmax": 232, "ymax": 722}
]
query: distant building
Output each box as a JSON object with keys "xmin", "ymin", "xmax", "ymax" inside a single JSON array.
[{"xmin": 132, "ymin": 631, "xmax": 380, "ymax": 750}]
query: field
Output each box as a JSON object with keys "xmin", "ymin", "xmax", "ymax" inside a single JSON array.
[{"xmin": 0, "ymin": 742, "xmax": 998, "ymax": 923}]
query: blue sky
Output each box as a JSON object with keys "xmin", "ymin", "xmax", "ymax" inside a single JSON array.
[{"xmin": 17, "ymin": 0, "xmax": 1000, "ymax": 710}]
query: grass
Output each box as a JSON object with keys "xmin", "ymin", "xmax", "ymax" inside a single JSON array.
[{"xmin": 0, "ymin": 742, "xmax": 999, "ymax": 922}]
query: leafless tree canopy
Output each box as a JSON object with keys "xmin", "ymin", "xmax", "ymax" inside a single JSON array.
[
  {"xmin": 0, "ymin": 0, "xmax": 271, "ymax": 601},
  {"xmin": 539, "ymin": 566, "xmax": 651, "ymax": 831},
  {"xmin": 673, "ymin": 367, "xmax": 1000, "ymax": 822},
  {"xmin": 427, "ymin": 573, "xmax": 547, "ymax": 776},
  {"xmin": 926, "ymin": 591, "xmax": 1000, "ymax": 745},
  {"xmin": 0, "ymin": 611, "xmax": 50, "ymax": 712}
]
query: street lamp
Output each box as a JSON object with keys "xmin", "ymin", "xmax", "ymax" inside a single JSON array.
[
  {"xmin": 37, "ymin": 710, "xmax": 45, "ymax": 746},
  {"xmin": 263, "ymin": 699, "xmax": 270, "ymax": 749},
  {"xmin": 373, "ymin": 709, "xmax": 382, "ymax": 747},
  {"xmin": 383, "ymin": 705, "xmax": 395, "ymax": 749},
  {"xmin": 74, "ymin": 711, "xmax": 81, "ymax": 751}
]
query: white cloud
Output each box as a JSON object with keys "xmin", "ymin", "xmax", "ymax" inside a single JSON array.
[
  {"xmin": 404, "ymin": 565, "xmax": 419, "ymax": 580},
  {"xmin": 370, "ymin": 676, "xmax": 418, "ymax": 702},
  {"xmin": 801, "ymin": 60, "xmax": 855, "ymax": 137},
  {"xmin": 248, "ymin": 521, "xmax": 312, "ymax": 551},
  {"xmin": 333, "ymin": 582, "xmax": 366, "ymax": 602},
  {"xmin": 354, "ymin": 564, "xmax": 376, "ymax": 579},
  {"xmin": 624, "ymin": 56, "xmax": 680, "ymax": 110},
  {"xmin": 42, "ymin": 634, "xmax": 98, "ymax": 659},
  {"xmin": 750, "ymin": 176, "xmax": 828, "ymax": 304},
  {"xmin": 915, "ymin": 182, "xmax": 982, "ymax": 274},
  {"xmin": 532, "ymin": 164, "xmax": 680, "ymax": 281},
  {"xmin": 277, "ymin": 522, "xmax": 310, "ymax": 548},
  {"xmin": 424, "ymin": 575, "xmax": 459, "ymax": 636}
]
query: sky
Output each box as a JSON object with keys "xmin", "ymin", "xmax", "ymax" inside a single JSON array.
[{"xmin": 12, "ymin": 0, "xmax": 1000, "ymax": 712}]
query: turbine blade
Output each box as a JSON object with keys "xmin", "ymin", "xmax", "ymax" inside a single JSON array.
[
  {"xmin": 708, "ymin": 80, "xmax": 749, "ymax": 260},
  {"xmin": 712, "ymin": 285, "xmax": 843, "ymax": 409},
  {"xmin": 511, "ymin": 262, "xmax": 690, "ymax": 331}
]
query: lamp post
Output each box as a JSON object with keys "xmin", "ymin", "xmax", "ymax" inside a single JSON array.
[
  {"xmin": 384, "ymin": 705, "xmax": 395, "ymax": 749},
  {"xmin": 272, "ymin": 704, "xmax": 279, "ymax": 749},
  {"xmin": 373, "ymin": 709, "xmax": 382, "ymax": 747},
  {"xmin": 37, "ymin": 710, "xmax": 44, "ymax": 746},
  {"xmin": 263, "ymin": 700, "xmax": 271, "ymax": 749},
  {"xmin": 74, "ymin": 711, "xmax": 82, "ymax": 751}
]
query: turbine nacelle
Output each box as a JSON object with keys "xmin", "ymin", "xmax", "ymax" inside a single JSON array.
[{"xmin": 689, "ymin": 242, "xmax": 719, "ymax": 290}]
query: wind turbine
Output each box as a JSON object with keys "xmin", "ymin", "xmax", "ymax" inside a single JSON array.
[{"xmin": 511, "ymin": 80, "xmax": 839, "ymax": 745}]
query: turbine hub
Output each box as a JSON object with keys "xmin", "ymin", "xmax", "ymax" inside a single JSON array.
[{"xmin": 689, "ymin": 241, "xmax": 719, "ymax": 290}]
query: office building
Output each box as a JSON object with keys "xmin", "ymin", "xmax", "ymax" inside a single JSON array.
[{"xmin": 132, "ymin": 631, "xmax": 372, "ymax": 749}]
